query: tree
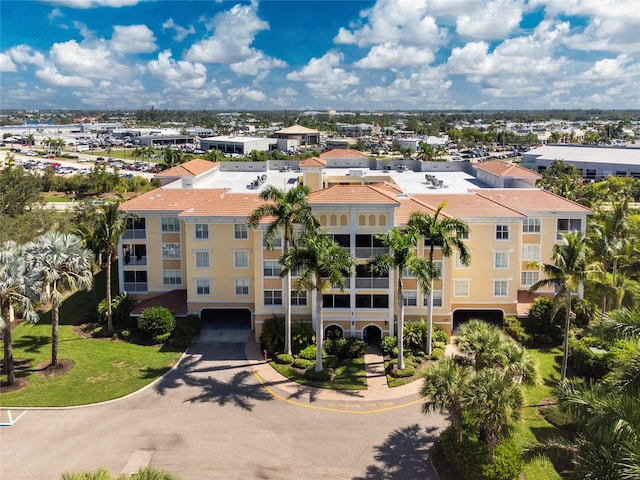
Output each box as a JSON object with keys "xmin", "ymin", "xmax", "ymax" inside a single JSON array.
[
  {"xmin": 0, "ymin": 165, "xmax": 43, "ymax": 217},
  {"xmin": 368, "ymin": 227, "xmax": 430, "ymax": 370},
  {"xmin": 0, "ymin": 241, "xmax": 40, "ymax": 385},
  {"xmin": 535, "ymin": 160, "xmax": 583, "ymax": 200},
  {"xmin": 280, "ymin": 234, "xmax": 356, "ymax": 372},
  {"xmin": 529, "ymin": 231, "xmax": 589, "ymax": 381},
  {"xmin": 248, "ymin": 185, "xmax": 319, "ymax": 356},
  {"xmin": 25, "ymin": 232, "xmax": 93, "ymax": 366},
  {"xmin": 421, "ymin": 357, "xmax": 472, "ymax": 442},
  {"xmin": 93, "ymin": 201, "xmax": 137, "ymax": 333},
  {"xmin": 203, "ymin": 148, "xmax": 224, "ymax": 162},
  {"xmin": 409, "ymin": 204, "xmax": 470, "ymax": 354}
]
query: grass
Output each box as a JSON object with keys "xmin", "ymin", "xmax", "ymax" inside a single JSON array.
[
  {"xmin": 42, "ymin": 195, "xmax": 72, "ymax": 203},
  {"xmin": 0, "ymin": 263, "xmax": 182, "ymax": 407},
  {"xmin": 270, "ymin": 357, "xmax": 368, "ymax": 390}
]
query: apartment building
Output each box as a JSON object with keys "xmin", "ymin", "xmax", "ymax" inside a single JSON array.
[{"xmin": 119, "ymin": 156, "xmax": 592, "ymax": 342}]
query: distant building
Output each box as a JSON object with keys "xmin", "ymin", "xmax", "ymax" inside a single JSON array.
[
  {"xmin": 200, "ymin": 135, "xmax": 277, "ymax": 155},
  {"xmin": 274, "ymin": 125, "xmax": 321, "ymax": 146},
  {"xmin": 474, "ymin": 160, "xmax": 541, "ymax": 188}
]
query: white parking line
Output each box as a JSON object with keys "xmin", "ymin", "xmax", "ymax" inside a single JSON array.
[{"xmin": 0, "ymin": 409, "xmax": 28, "ymax": 427}]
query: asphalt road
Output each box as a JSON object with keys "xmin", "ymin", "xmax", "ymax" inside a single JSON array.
[{"xmin": 0, "ymin": 325, "xmax": 446, "ymax": 480}]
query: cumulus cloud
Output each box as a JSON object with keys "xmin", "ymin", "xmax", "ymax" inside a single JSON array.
[
  {"xmin": 287, "ymin": 52, "xmax": 359, "ymax": 98},
  {"xmin": 227, "ymin": 87, "xmax": 267, "ymax": 103},
  {"xmin": 49, "ymin": 39, "xmax": 129, "ymax": 79},
  {"xmin": 0, "ymin": 53, "xmax": 17, "ymax": 72},
  {"xmin": 363, "ymin": 66, "xmax": 452, "ymax": 105},
  {"xmin": 111, "ymin": 25, "xmax": 157, "ymax": 54},
  {"xmin": 6, "ymin": 45, "xmax": 47, "ymax": 67},
  {"xmin": 162, "ymin": 18, "xmax": 195, "ymax": 42},
  {"xmin": 354, "ymin": 43, "xmax": 435, "ymax": 69},
  {"xmin": 35, "ymin": 65, "xmax": 93, "ymax": 87},
  {"xmin": 456, "ymin": 0, "xmax": 524, "ymax": 39},
  {"xmin": 147, "ymin": 50, "xmax": 207, "ymax": 90}
]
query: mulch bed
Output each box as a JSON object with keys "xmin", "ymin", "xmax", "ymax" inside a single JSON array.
[{"xmin": 34, "ymin": 359, "xmax": 75, "ymax": 378}]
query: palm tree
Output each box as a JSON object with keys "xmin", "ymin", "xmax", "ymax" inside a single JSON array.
[
  {"xmin": 248, "ymin": 185, "xmax": 319, "ymax": 356},
  {"xmin": 0, "ymin": 241, "xmax": 41, "ymax": 385},
  {"xmin": 93, "ymin": 201, "xmax": 137, "ymax": 333},
  {"xmin": 409, "ymin": 204, "xmax": 470, "ymax": 354},
  {"xmin": 25, "ymin": 232, "xmax": 93, "ymax": 366},
  {"xmin": 464, "ymin": 368, "xmax": 524, "ymax": 463},
  {"xmin": 280, "ymin": 234, "xmax": 356, "ymax": 372},
  {"xmin": 455, "ymin": 319, "xmax": 505, "ymax": 370},
  {"xmin": 529, "ymin": 231, "xmax": 589, "ymax": 381},
  {"xmin": 368, "ymin": 227, "xmax": 430, "ymax": 370},
  {"xmin": 203, "ymin": 148, "xmax": 224, "ymax": 162},
  {"xmin": 421, "ymin": 357, "xmax": 472, "ymax": 442}
]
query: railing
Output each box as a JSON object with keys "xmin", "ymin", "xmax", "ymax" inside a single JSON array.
[
  {"xmin": 122, "ymin": 230, "xmax": 146, "ymax": 240},
  {"xmin": 355, "ymin": 278, "xmax": 389, "ymax": 288},
  {"xmin": 123, "ymin": 255, "xmax": 147, "ymax": 266},
  {"xmin": 322, "ymin": 278, "xmax": 351, "ymax": 289},
  {"xmin": 355, "ymin": 247, "xmax": 387, "ymax": 258},
  {"xmin": 123, "ymin": 282, "xmax": 148, "ymax": 292}
]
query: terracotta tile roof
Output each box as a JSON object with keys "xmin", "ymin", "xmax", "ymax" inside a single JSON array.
[
  {"xmin": 473, "ymin": 189, "xmax": 593, "ymax": 214},
  {"xmin": 413, "ymin": 193, "xmax": 525, "ymax": 219},
  {"xmin": 320, "ymin": 149, "xmax": 369, "ymax": 158},
  {"xmin": 155, "ymin": 159, "xmax": 218, "ymax": 177},
  {"xmin": 309, "ymin": 184, "xmax": 401, "ymax": 206},
  {"xmin": 275, "ymin": 125, "xmax": 319, "ymax": 134},
  {"xmin": 475, "ymin": 160, "xmax": 541, "ymax": 178},
  {"xmin": 131, "ymin": 289, "xmax": 188, "ymax": 316},
  {"xmin": 394, "ymin": 196, "xmax": 440, "ymax": 225},
  {"xmin": 179, "ymin": 192, "xmax": 268, "ymax": 218},
  {"xmin": 120, "ymin": 188, "xmax": 227, "ymax": 212},
  {"xmin": 300, "ymin": 157, "xmax": 326, "ymax": 167}
]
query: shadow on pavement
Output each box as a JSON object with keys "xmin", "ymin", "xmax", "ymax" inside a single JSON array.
[{"xmin": 182, "ymin": 370, "xmax": 273, "ymax": 411}]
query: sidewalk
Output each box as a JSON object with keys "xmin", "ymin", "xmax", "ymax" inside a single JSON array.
[{"xmin": 246, "ymin": 341, "xmax": 423, "ymax": 404}]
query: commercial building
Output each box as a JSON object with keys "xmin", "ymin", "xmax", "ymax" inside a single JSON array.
[
  {"xmin": 200, "ymin": 135, "xmax": 277, "ymax": 155},
  {"xmin": 119, "ymin": 155, "xmax": 591, "ymax": 342}
]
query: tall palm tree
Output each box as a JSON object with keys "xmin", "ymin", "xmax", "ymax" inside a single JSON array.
[
  {"xmin": 280, "ymin": 234, "xmax": 356, "ymax": 372},
  {"xmin": 464, "ymin": 368, "xmax": 524, "ymax": 463},
  {"xmin": 421, "ymin": 357, "xmax": 472, "ymax": 442},
  {"xmin": 368, "ymin": 227, "xmax": 430, "ymax": 370},
  {"xmin": 0, "ymin": 241, "xmax": 41, "ymax": 385},
  {"xmin": 409, "ymin": 204, "xmax": 470, "ymax": 354},
  {"xmin": 248, "ymin": 185, "xmax": 319, "ymax": 356},
  {"xmin": 455, "ymin": 319, "xmax": 505, "ymax": 370},
  {"xmin": 25, "ymin": 232, "xmax": 93, "ymax": 366},
  {"xmin": 93, "ymin": 201, "xmax": 137, "ymax": 333},
  {"xmin": 529, "ymin": 231, "xmax": 589, "ymax": 381}
]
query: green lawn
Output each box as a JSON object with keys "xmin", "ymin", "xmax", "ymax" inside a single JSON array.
[
  {"xmin": 42, "ymin": 195, "xmax": 72, "ymax": 203},
  {"xmin": 271, "ymin": 358, "xmax": 368, "ymax": 390}
]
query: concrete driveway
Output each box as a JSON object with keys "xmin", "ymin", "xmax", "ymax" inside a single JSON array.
[{"xmin": 1, "ymin": 324, "xmax": 446, "ymax": 479}]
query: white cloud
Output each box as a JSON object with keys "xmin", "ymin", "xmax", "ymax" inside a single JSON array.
[
  {"xmin": 455, "ymin": 0, "xmax": 524, "ymax": 39},
  {"xmin": 147, "ymin": 50, "xmax": 207, "ymax": 90},
  {"xmin": 227, "ymin": 87, "xmax": 267, "ymax": 103},
  {"xmin": 111, "ymin": 25, "xmax": 157, "ymax": 54},
  {"xmin": 6, "ymin": 45, "xmax": 47, "ymax": 67},
  {"xmin": 162, "ymin": 18, "xmax": 195, "ymax": 42},
  {"xmin": 230, "ymin": 51, "xmax": 287, "ymax": 77},
  {"xmin": 581, "ymin": 55, "xmax": 639, "ymax": 84},
  {"xmin": 354, "ymin": 43, "xmax": 435, "ymax": 69},
  {"xmin": 49, "ymin": 39, "xmax": 129, "ymax": 79},
  {"xmin": 48, "ymin": 8, "xmax": 63, "ymax": 21},
  {"xmin": 41, "ymin": 0, "xmax": 141, "ymax": 8},
  {"xmin": 287, "ymin": 52, "xmax": 359, "ymax": 98},
  {"xmin": 35, "ymin": 65, "xmax": 93, "ymax": 87},
  {"xmin": 362, "ymin": 66, "xmax": 452, "ymax": 105},
  {"xmin": 0, "ymin": 53, "xmax": 17, "ymax": 72}
]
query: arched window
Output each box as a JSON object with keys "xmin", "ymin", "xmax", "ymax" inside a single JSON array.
[{"xmin": 369, "ymin": 215, "xmax": 376, "ymax": 226}]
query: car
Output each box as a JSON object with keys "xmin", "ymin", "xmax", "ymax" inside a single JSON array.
[
  {"xmin": 44, "ymin": 153, "xmax": 56, "ymax": 159},
  {"xmin": 25, "ymin": 151, "xmax": 38, "ymax": 156}
]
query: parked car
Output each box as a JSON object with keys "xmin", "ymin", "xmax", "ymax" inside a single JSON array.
[{"xmin": 44, "ymin": 153, "xmax": 56, "ymax": 159}]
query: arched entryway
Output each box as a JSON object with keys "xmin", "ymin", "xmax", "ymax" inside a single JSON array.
[
  {"xmin": 452, "ymin": 309, "xmax": 504, "ymax": 332},
  {"xmin": 325, "ymin": 325, "xmax": 343, "ymax": 339},
  {"xmin": 363, "ymin": 325, "xmax": 382, "ymax": 345}
]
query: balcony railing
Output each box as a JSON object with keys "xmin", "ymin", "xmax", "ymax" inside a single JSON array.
[
  {"xmin": 123, "ymin": 255, "xmax": 147, "ymax": 266},
  {"xmin": 123, "ymin": 282, "xmax": 148, "ymax": 292},
  {"xmin": 123, "ymin": 230, "xmax": 146, "ymax": 240},
  {"xmin": 322, "ymin": 277, "xmax": 351, "ymax": 289},
  {"xmin": 355, "ymin": 247, "xmax": 387, "ymax": 258},
  {"xmin": 355, "ymin": 278, "xmax": 389, "ymax": 288}
]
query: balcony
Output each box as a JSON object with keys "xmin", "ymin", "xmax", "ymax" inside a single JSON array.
[
  {"xmin": 123, "ymin": 255, "xmax": 147, "ymax": 266},
  {"xmin": 355, "ymin": 247, "xmax": 387, "ymax": 259},
  {"xmin": 123, "ymin": 282, "xmax": 148, "ymax": 292},
  {"xmin": 355, "ymin": 277, "xmax": 389, "ymax": 288},
  {"xmin": 123, "ymin": 229, "xmax": 146, "ymax": 240}
]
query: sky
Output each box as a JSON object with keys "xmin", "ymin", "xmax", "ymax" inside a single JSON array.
[{"xmin": 0, "ymin": 0, "xmax": 639, "ymax": 111}]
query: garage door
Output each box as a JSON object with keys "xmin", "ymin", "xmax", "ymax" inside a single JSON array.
[
  {"xmin": 453, "ymin": 309, "xmax": 503, "ymax": 331},
  {"xmin": 201, "ymin": 308, "xmax": 252, "ymax": 330}
]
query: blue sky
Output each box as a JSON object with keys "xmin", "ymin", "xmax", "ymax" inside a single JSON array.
[{"xmin": 1, "ymin": 0, "xmax": 639, "ymax": 111}]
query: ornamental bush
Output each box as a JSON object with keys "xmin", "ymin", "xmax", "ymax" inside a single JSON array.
[
  {"xmin": 381, "ymin": 336, "xmax": 397, "ymax": 356},
  {"xmin": 304, "ymin": 367, "xmax": 333, "ymax": 381},
  {"xmin": 345, "ymin": 337, "xmax": 367, "ymax": 358},
  {"xmin": 170, "ymin": 314, "xmax": 201, "ymax": 349},
  {"xmin": 298, "ymin": 345, "xmax": 317, "ymax": 360},
  {"xmin": 323, "ymin": 338, "xmax": 347, "ymax": 357},
  {"xmin": 139, "ymin": 306, "xmax": 176, "ymax": 344},
  {"xmin": 260, "ymin": 315, "xmax": 284, "ymax": 354},
  {"xmin": 292, "ymin": 358, "xmax": 314, "ymax": 369},
  {"xmin": 275, "ymin": 353, "xmax": 294, "ymax": 365}
]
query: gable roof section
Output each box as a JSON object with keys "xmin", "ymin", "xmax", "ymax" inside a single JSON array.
[
  {"xmin": 179, "ymin": 191, "xmax": 267, "ymax": 218},
  {"xmin": 320, "ymin": 148, "xmax": 369, "ymax": 159},
  {"xmin": 300, "ymin": 157, "xmax": 326, "ymax": 167},
  {"xmin": 394, "ymin": 196, "xmax": 440, "ymax": 225},
  {"xmin": 120, "ymin": 188, "xmax": 227, "ymax": 213},
  {"xmin": 475, "ymin": 160, "xmax": 541, "ymax": 178},
  {"xmin": 413, "ymin": 193, "xmax": 525, "ymax": 219},
  {"xmin": 154, "ymin": 159, "xmax": 218, "ymax": 178},
  {"xmin": 473, "ymin": 189, "xmax": 593, "ymax": 214},
  {"xmin": 275, "ymin": 124, "xmax": 319, "ymax": 134},
  {"xmin": 309, "ymin": 184, "xmax": 401, "ymax": 206},
  {"xmin": 131, "ymin": 289, "xmax": 187, "ymax": 317}
]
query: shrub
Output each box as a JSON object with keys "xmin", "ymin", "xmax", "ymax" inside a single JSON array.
[
  {"xmin": 97, "ymin": 292, "xmax": 137, "ymax": 329},
  {"xmin": 260, "ymin": 315, "xmax": 284, "ymax": 354},
  {"xmin": 292, "ymin": 358, "xmax": 314, "ymax": 369},
  {"xmin": 345, "ymin": 336, "xmax": 367, "ymax": 358},
  {"xmin": 323, "ymin": 354, "xmax": 339, "ymax": 369},
  {"xmin": 291, "ymin": 320, "xmax": 314, "ymax": 354},
  {"xmin": 429, "ymin": 347, "xmax": 445, "ymax": 360},
  {"xmin": 381, "ymin": 336, "xmax": 397, "ymax": 356},
  {"xmin": 139, "ymin": 306, "xmax": 176, "ymax": 344},
  {"xmin": 274, "ymin": 353, "xmax": 294, "ymax": 365},
  {"xmin": 572, "ymin": 298, "xmax": 598, "ymax": 327},
  {"xmin": 481, "ymin": 441, "xmax": 524, "ymax": 480},
  {"xmin": 525, "ymin": 297, "xmax": 564, "ymax": 345},
  {"xmin": 298, "ymin": 345, "xmax": 317, "ymax": 360},
  {"xmin": 304, "ymin": 367, "xmax": 333, "ymax": 381},
  {"xmin": 323, "ymin": 338, "xmax": 347, "ymax": 357},
  {"xmin": 568, "ymin": 337, "xmax": 611, "ymax": 379},
  {"xmin": 538, "ymin": 405, "xmax": 577, "ymax": 432},
  {"xmin": 387, "ymin": 358, "xmax": 416, "ymax": 377},
  {"xmin": 503, "ymin": 316, "xmax": 531, "ymax": 346},
  {"xmin": 404, "ymin": 321, "xmax": 427, "ymax": 354},
  {"xmin": 433, "ymin": 327, "xmax": 449, "ymax": 344},
  {"xmin": 170, "ymin": 314, "xmax": 201, "ymax": 349},
  {"xmin": 433, "ymin": 341, "xmax": 446, "ymax": 350}
]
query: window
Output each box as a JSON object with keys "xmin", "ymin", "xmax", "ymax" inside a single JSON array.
[
  {"xmin": 355, "ymin": 234, "xmax": 385, "ymax": 258},
  {"xmin": 424, "ymin": 290, "xmax": 443, "ymax": 308},
  {"xmin": 263, "ymin": 260, "xmax": 281, "ymax": 277},
  {"xmin": 557, "ymin": 219, "xmax": 582, "ymax": 240},
  {"xmin": 195, "ymin": 250, "xmax": 210, "ymax": 268},
  {"xmin": 494, "ymin": 280, "xmax": 508, "ymax": 297},
  {"xmin": 433, "ymin": 260, "xmax": 443, "ymax": 279},
  {"xmin": 195, "ymin": 223, "xmax": 209, "ymax": 239},
  {"xmin": 355, "ymin": 294, "xmax": 389, "ymax": 309},
  {"xmin": 123, "ymin": 270, "xmax": 147, "ymax": 292},
  {"xmin": 494, "ymin": 251, "xmax": 509, "ymax": 269},
  {"xmin": 262, "ymin": 233, "xmax": 282, "ymax": 248},
  {"xmin": 403, "ymin": 290, "xmax": 418, "ymax": 307},
  {"xmin": 234, "ymin": 223, "xmax": 248, "ymax": 239},
  {"xmin": 523, "ymin": 218, "xmax": 541, "ymax": 233},
  {"xmin": 196, "ymin": 279, "xmax": 210, "ymax": 295},
  {"xmin": 456, "ymin": 227, "xmax": 469, "ymax": 240},
  {"xmin": 234, "ymin": 251, "xmax": 249, "ymax": 269},
  {"xmin": 455, "ymin": 252, "xmax": 469, "ymax": 269},
  {"xmin": 163, "ymin": 270, "xmax": 182, "ymax": 286},
  {"xmin": 330, "ymin": 234, "xmax": 350, "ymax": 248},
  {"xmin": 235, "ymin": 279, "xmax": 249, "ymax": 296},
  {"xmin": 521, "ymin": 271, "xmax": 539, "ymax": 287},
  {"xmin": 264, "ymin": 290, "xmax": 282, "ymax": 306},
  {"xmin": 161, "ymin": 217, "xmax": 180, "ymax": 233},
  {"xmin": 496, "ymin": 225, "xmax": 509, "ymax": 240},
  {"xmin": 162, "ymin": 243, "xmax": 181, "ymax": 259},
  {"xmin": 454, "ymin": 280, "xmax": 470, "ymax": 297},
  {"xmin": 356, "ymin": 264, "xmax": 388, "ymax": 288},
  {"xmin": 322, "ymin": 294, "xmax": 350, "ymax": 308},
  {"xmin": 522, "ymin": 244, "xmax": 540, "ymax": 261},
  {"xmin": 291, "ymin": 291, "xmax": 307, "ymax": 306},
  {"xmin": 124, "ymin": 218, "xmax": 146, "ymax": 240}
]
